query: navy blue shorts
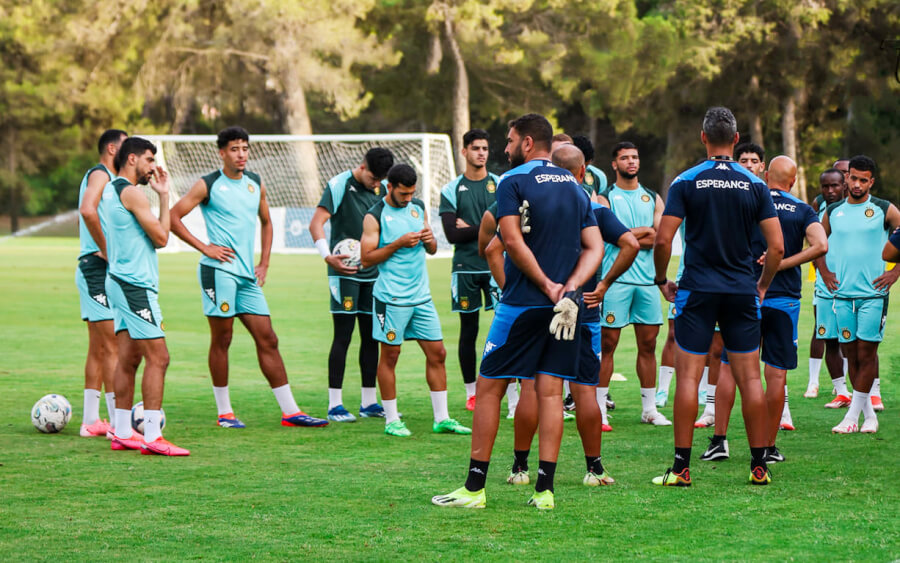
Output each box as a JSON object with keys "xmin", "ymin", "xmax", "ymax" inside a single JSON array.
[
  {"xmin": 575, "ymin": 320, "xmax": 601, "ymax": 386},
  {"xmin": 721, "ymin": 297, "xmax": 799, "ymax": 369},
  {"xmin": 673, "ymin": 290, "xmax": 760, "ymax": 355},
  {"xmin": 480, "ymin": 304, "xmax": 581, "ymax": 381}
]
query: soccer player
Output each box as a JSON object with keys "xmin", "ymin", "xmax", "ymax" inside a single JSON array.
[
  {"xmin": 652, "ymin": 107, "xmax": 783, "ymax": 486},
  {"xmin": 504, "ymin": 142, "xmax": 638, "ymax": 487},
  {"xmin": 572, "ymin": 135, "xmax": 607, "ymax": 201},
  {"xmin": 823, "ymin": 155, "xmax": 900, "ymax": 434},
  {"xmin": 170, "ymin": 126, "xmax": 327, "ymax": 429},
  {"xmin": 700, "ymin": 156, "xmax": 826, "ymax": 463},
  {"xmin": 595, "ymin": 142, "xmax": 670, "ymax": 427},
  {"xmin": 884, "ymin": 228, "xmax": 900, "ymax": 262},
  {"xmin": 103, "ymin": 137, "xmax": 189, "ymax": 456},
  {"xmin": 76, "ymin": 129, "xmax": 127, "ymax": 437},
  {"xmin": 432, "ymin": 113, "xmax": 603, "ymax": 510},
  {"xmin": 309, "ymin": 148, "xmax": 394, "ymax": 422},
  {"xmin": 736, "ymin": 142, "xmax": 766, "ymax": 179},
  {"xmin": 439, "ymin": 129, "xmax": 501, "ymax": 410},
  {"xmin": 360, "ymin": 163, "xmax": 470, "ymax": 438},
  {"xmin": 806, "ymin": 168, "xmax": 846, "ymax": 399}
]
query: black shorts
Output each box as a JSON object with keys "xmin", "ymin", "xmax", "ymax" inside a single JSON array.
[
  {"xmin": 480, "ymin": 304, "xmax": 582, "ymax": 381},
  {"xmin": 328, "ymin": 276, "xmax": 374, "ymax": 315},
  {"xmin": 723, "ymin": 297, "xmax": 799, "ymax": 370},
  {"xmin": 673, "ymin": 290, "xmax": 760, "ymax": 355}
]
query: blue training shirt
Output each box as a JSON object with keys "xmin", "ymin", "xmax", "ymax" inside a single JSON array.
[
  {"xmin": 750, "ymin": 189, "xmax": 819, "ymax": 299},
  {"xmin": 584, "ymin": 202, "xmax": 630, "ymax": 322},
  {"xmin": 889, "ymin": 228, "xmax": 900, "ymax": 256},
  {"xmin": 496, "ymin": 159, "xmax": 597, "ymax": 306},
  {"xmin": 664, "ymin": 159, "xmax": 777, "ymax": 295}
]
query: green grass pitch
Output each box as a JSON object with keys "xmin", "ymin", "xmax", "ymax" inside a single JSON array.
[{"xmin": 1, "ymin": 237, "xmax": 898, "ymax": 560}]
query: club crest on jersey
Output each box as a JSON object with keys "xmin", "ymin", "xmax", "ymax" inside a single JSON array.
[
  {"xmin": 386, "ymin": 330, "xmax": 397, "ymax": 342},
  {"xmin": 487, "ymin": 180, "xmax": 496, "ymax": 193},
  {"xmin": 374, "ymin": 186, "xmax": 380, "ymax": 195},
  {"xmin": 585, "ymin": 174, "xmax": 595, "ymax": 185},
  {"xmin": 220, "ymin": 302, "xmax": 230, "ymax": 313},
  {"xmin": 460, "ymin": 297, "xmax": 469, "ymax": 310},
  {"xmin": 343, "ymin": 297, "xmax": 353, "ymax": 311},
  {"xmin": 818, "ymin": 325, "xmax": 826, "ymax": 336},
  {"xmin": 410, "ymin": 208, "xmax": 420, "ymax": 219},
  {"xmin": 605, "ymin": 313, "xmax": 616, "ymax": 324},
  {"xmin": 841, "ymin": 328, "xmax": 851, "ymax": 340},
  {"xmin": 865, "ymin": 207, "xmax": 874, "ymax": 218},
  {"xmin": 248, "ymin": 185, "xmax": 255, "ymax": 193},
  {"xmin": 641, "ymin": 194, "xmax": 651, "ymax": 202}
]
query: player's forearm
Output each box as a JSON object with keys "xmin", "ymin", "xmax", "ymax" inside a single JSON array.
[
  {"xmin": 485, "ymin": 239, "xmax": 505, "ymax": 288},
  {"xmin": 653, "ymin": 239, "xmax": 673, "ymax": 281},
  {"xmin": 441, "ymin": 213, "xmax": 478, "ymax": 244},
  {"xmin": 361, "ymin": 240, "xmax": 399, "ymax": 268},
  {"xmin": 259, "ymin": 222, "xmax": 273, "ymax": 267},
  {"xmin": 601, "ymin": 246, "xmax": 638, "ymax": 286},
  {"xmin": 758, "ymin": 246, "xmax": 784, "ymax": 290},
  {"xmin": 169, "ymin": 213, "xmax": 207, "ymax": 254},
  {"xmin": 81, "ymin": 210, "xmax": 107, "ymax": 256},
  {"xmin": 813, "ymin": 256, "xmax": 832, "ymax": 276},
  {"xmin": 779, "ymin": 243, "xmax": 825, "ymax": 272},
  {"xmin": 566, "ymin": 245, "xmax": 603, "ymax": 290},
  {"xmin": 425, "ymin": 238, "xmax": 437, "ymax": 255}
]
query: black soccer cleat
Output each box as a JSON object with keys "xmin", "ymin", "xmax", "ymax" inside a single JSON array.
[
  {"xmin": 765, "ymin": 446, "xmax": 785, "ymax": 464},
  {"xmin": 700, "ymin": 437, "xmax": 729, "ymax": 461},
  {"xmin": 563, "ymin": 394, "xmax": 576, "ymax": 412}
]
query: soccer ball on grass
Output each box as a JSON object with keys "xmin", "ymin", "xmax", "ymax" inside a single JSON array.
[
  {"xmin": 131, "ymin": 401, "xmax": 166, "ymax": 434},
  {"xmin": 31, "ymin": 394, "xmax": 72, "ymax": 433}
]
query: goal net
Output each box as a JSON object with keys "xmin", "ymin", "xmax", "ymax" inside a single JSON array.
[{"xmin": 141, "ymin": 133, "xmax": 457, "ymax": 253}]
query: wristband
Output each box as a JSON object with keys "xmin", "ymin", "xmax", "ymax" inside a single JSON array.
[
  {"xmin": 654, "ymin": 277, "xmax": 667, "ymax": 286},
  {"xmin": 315, "ymin": 238, "xmax": 331, "ymax": 260}
]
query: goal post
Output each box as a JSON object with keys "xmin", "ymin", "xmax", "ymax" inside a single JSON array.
[{"xmin": 141, "ymin": 133, "xmax": 457, "ymax": 253}]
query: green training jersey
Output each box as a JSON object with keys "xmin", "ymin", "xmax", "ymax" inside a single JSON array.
[
  {"xmin": 368, "ymin": 197, "xmax": 431, "ymax": 306},
  {"xmin": 198, "ymin": 169, "xmax": 261, "ymax": 281},
  {"xmin": 438, "ymin": 173, "xmax": 500, "ymax": 272},
  {"xmin": 583, "ymin": 164, "xmax": 608, "ymax": 197},
  {"xmin": 825, "ymin": 195, "xmax": 891, "ymax": 298},
  {"xmin": 102, "ymin": 178, "xmax": 159, "ymax": 292},
  {"xmin": 318, "ymin": 170, "xmax": 381, "ymax": 280},
  {"xmin": 599, "ymin": 183, "xmax": 657, "ymax": 285},
  {"xmin": 77, "ymin": 164, "xmax": 114, "ymax": 258}
]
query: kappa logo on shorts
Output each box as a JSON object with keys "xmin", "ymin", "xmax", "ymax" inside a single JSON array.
[
  {"xmin": 221, "ymin": 302, "xmax": 230, "ymax": 313},
  {"xmin": 641, "ymin": 194, "xmax": 651, "ymax": 202},
  {"xmin": 841, "ymin": 328, "xmax": 851, "ymax": 340},
  {"xmin": 205, "ymin": 288, "xmax": 216, "ymax": 302},
  {"xmin": 484, "ymin": 341, "xmax": 496, "ymax": 353},
  {"xmin": 605, "ymin": 312, "xmax": 616, "ymax": 324},
  {"xmin": 136, "ymin": 308, "xmax": 153, "ymax": 323},
  {"xmin": 92, "ymin": 293, "xmax": 108, "ymax": 307},
  {"xmin": 386, "ymin": 330, "xmax": 397, "ymax": 342},
  {"xmin": 818, "ymin": 325, "xmax": 826, "ymax": 336},
  {"xmin": 343, "ymin": 297, "xmax": 353, "ymax": 311},
  {"xmin": 865, "ymin": 207, "xmax": 874, "ymax": 218},
  {"xmin": 460, "ymin": 297, "xmax": 469, "ymax": 309},
  {"xmin": 377, "ymin": 313, "xmax": 386, "ymax": 329}
]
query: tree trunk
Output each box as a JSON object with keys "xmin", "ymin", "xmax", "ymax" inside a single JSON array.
[
  {"xmin": 661, "ymin": 119, "xmax": 681, "ymax": 199},
  {"xmin": 749, "ymin": 75, "xmax": 764, "ymax": 144},
  {"xmin": 443, "ymin": 11, "xmax": 469, "ymax": 175},
  {"xmin": 8, "ymin": 128, "xmax": 18, "ymax": 233},
  {"xmin": 279, "ymin": 59, "xmax": 319, "ymax": 203},
  {"xmin": 781, "ymin": 87, "xmax": 807, "ymax": 201}
]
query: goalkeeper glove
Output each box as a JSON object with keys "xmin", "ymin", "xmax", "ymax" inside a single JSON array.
[
  {"xmin": 549, "ymin": 290, "xmax": 581, "ymax": 341},
  {"xmin": 519, "ymin": 200, "xmax": 531, "ymax": 234}
]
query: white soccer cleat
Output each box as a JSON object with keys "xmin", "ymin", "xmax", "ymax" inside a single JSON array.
[
  {"xmin": 803, "ymin": 385, "xmax": 818, "ymax": 398},
  {"xmin": 641, "ymin": 411, "xmax": 672, "ymax": 426},
  {"xmin": 779, "ymin": 413, "xmax": 795, "ymax": 431},
  {"xmin": 831, "ymin": 419, "xmax": 859, "ymax": 434},
  {"xmin": 860, "ymin": 418, "xmax": 879, "ymax": 434},
  {"xmin": 694, "ymin": 413, "xmax": 715, "ymax": 428}
]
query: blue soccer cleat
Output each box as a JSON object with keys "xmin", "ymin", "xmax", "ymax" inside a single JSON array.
[
  {"xmin": 217, "ymin": 412, "xmax": 246, "ymax": 429},
  {"xmin": 327, "ymin": 405, "xmax": 357, "ymax": 423},
  {"xmin": 359, "ymin": 403, "xmax": 386, "ymax": 418},
  {"xmin": 282, "ymin": 411, "xmax": 329, "ymax": 427}
]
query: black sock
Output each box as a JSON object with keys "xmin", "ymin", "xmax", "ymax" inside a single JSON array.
[
  {"xmin": 750, "ymin": 447, "xmax": 767, "ymax": 470},
  {"xmin": 327, "ymin": 314, "xmax": 356, "ymax": 389},
  {"xmin": 356, "ymin": 314, "xmax": 378, "ymax": 388},
  {"xmin": 586, "ymin": 455, "xmax": 604, "ymax": 474},
  {"xmin": 513, "ymin": 449, "xmax": 530, "ymax": 473},
  {"xmin": 458, "ymin": 313, "xmax": 479, "ymax": 384},
  {"xmin": 535, "ymin": 460, "xmax": 557, "ymax": 493},
  {"xmin": 465, "ymin": 458, "xmax": 490, "ymax": 492},
  {"xmin": 673, "ymin": 447, "xmax": 691, "ymax": 473},
  {"xmin": 712, "ymin": 434, "xmax": 726, "ymax": 444}
]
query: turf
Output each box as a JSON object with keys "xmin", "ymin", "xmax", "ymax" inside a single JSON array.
[{"xmin": 1, "ymin": 238, "xmax": 898, "ymax": 561}]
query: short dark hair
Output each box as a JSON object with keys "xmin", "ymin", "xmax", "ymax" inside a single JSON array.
[
  {"xmin": 820, "ymin": 167, "xmax": 843, "ymax": 181},
  {"xmin": 848, "ymin": 155, "xmax": 876, "ymax": 176},
  {"xmin": 571, "ymin": 135, "xmax": 594, "ymax": 162},
  {"xmin": 508, "ymin": 113, "xmax": 552, "ymax": 150},
  {"xmin": 98, "ymin": 129, "xmax": 127, "ymax": 155},
  {"xmin": 702, "ymin": 106, "xmax": 737, "ymax": 145},
  {"xmin": 365, "ymin": 147, "xmax": 395, "ymax": 178},
  {"xmin": 612, "ymin": 141, "xmax": 638, "ymax": 159},
  {"xmin": 463, "ymin": 129, "xmax": 489, "ymax": 148},
  {"xmin": 217, "ymin": 126, "xmax": 249, "ymax": 149},
  {"xmin": 387, "ymin": 163, "xmax": 417, "ymax": 188},
  {"xmin": 735, "ymin": 141, "xmax": 765, "ymax": 161},
  {"xmin": 113, "ymin": 137, "xmax": 157, "ymax": 173}
]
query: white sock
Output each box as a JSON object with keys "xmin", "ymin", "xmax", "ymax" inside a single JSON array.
[
  {"xmin": 213, "ymin": 386, "xmax": 233, "ymax": 415},
  {"xmin": 808, "ymin": 358, "xmax": 822, "ymax": 387},
  {"xmin": 115, "ymin": 408, "xmax": 133, "ymax": 439},
  {"xmin": 862, "ymin": 390, "xmax": 877, "ymax": 420},
  {"xmin": 143, "ymin": 409, "xmax": 162, "ymax": 443},
  {"xmin": 845, "ymin": 390, "xmax": 869, "ymax": 423},
  {"xmin": 383, "ymin": 399, "xmax": 400, "ymax": 424},
  {"xmin": 104, "ymin": 392, "xmax": 116, "ymax": 425},
  {"xmin": 598, "ymin": 387, "xmax": 609, "ymax": 423},
  {"xmin": 328, "ymin": 388, "xmax": 343, "ymax": 410},
  {"xmin": 833, "ymin": 376, "xmax": 849, "ymax": 397},
  {"xmin": 640, "ymin": 387, "xmax": 656, "ymax": 413},
  {"xmin": 658, "ymin": 366, "xmax": 674, "ymax": 393},
  {"xmin": 361, "ymin": 387, "xmax": 378, "ymax": 407},
  {"xmin": 272, "ymin": 384, "xmax": 300, "ymax": 415},
  {"xmin": 871, "ymin": 378, "xmax": 881, "ymax": 399},
  {"xmin": 506, "ymin": 382, "xmax": 519, "ymax": 411},
  {"xmin": 843, "ymin": 357, "xmax": 849, "ymax": 377},
  {"xmin": 703, "ymin": 384, "xmax": 717, "ymax": 416},
  {"xmin": 781, "ymin": 386, "xmax": 792, "ymax": 421},
  {"xmin": 563, "ymin": 380, "xmax": 571, "ymax": 397},
  {"xmin": 464, "ymin": 382, "xmax": 476, "ymax": 399},
  {"xmin": 784, "ymin": 385, "xmax": 790, "ymax": 406},
  {"xmin": 82, "ymin": 389, "xmax": 101, "ymax": 425},
  {"xmin": 699, "ymin": 367, "xmax": 709, "ymax": 393},
  {"xmin": 431, "ymin": 390, "xmax": 450, "ymax": 423}
]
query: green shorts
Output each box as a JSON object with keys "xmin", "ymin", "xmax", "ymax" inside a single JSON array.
[
  {"xmin": 451, "ymin": 271, "xmax": 499, "ymax": 313},
  {"xmin": 373, "ymin": 298, "xmax": 442, "ymax": 345},
  {"xmin": 76, "ymin": 254, "xmax": 113, "ymax": 322},
  {"xmin": 329, "ymin": 276, "xmax": 374, "ymax": 315},
  {"xmin": 106, "ymin": 275, "xmax": 164, "ymax": 340},
  {"xmin": 200, "ymin": 264, "xmax": 270, "ymax": 317}
]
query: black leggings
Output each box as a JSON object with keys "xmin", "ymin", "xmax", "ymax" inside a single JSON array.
[
  {"xmin": 328, "ymin": 314, "xmax": 378, "ymax": 389},
  {"xmin": 458, "ymin": 311, "xmax": 480, "ymax": 384}
]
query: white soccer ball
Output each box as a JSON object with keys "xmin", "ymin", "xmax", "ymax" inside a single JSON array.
[
  {"xmin": 131, "ymin": 401, "xmax": 166, "ymax": 434},
  {"xmin": 31, "ymin": 394, "xmax": 72, "ymax": 433},
  {"xmin": 333, "ymin": 238, "xmax": 361, "ymax": 267}
]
